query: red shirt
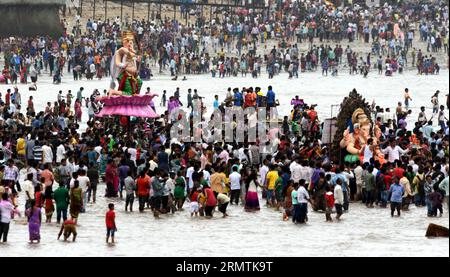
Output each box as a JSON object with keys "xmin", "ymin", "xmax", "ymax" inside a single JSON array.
[
  {"xmin": 136, "ymin": 176, "xmax": 150, "ymax": 196},
  {"xmin": 325, "ymin": 192, "xmax": 335, "ymax": 208},
  {"xmin": 105, "ymin": 210, "xmax": 115, "ymax": 229},
  {"xmin": 191, "ymin": 191, "xmax": 200, "ymax": 202},
  {"xmin": 204, "ymin": 188, "xmax": 217, "ymax": 207},
  {"xmin": 307, "ymin": 110, "xmax": 317, "ymax": 122},
  {"xmin": 35, "ymin": 191, "xmax": 43, "ymax": 207},
  {"xmin": 5, "ymin": 92, "xmax": 10, "ymax": 105},
  {"xmin": 384, "ymin": 175, "xmax": 392, "ymax": 191},
  {"xmin": 393, "ymin": 168, "xmax": 405, "ymax": 179},
  {"xmin": 64, "ymin": 219, "xmax": 76, "ymax": 225}
]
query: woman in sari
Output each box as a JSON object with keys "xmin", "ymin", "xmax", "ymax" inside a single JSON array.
[
  {"xmin": 70, "ymin": 180, "xmax": 83, "ymax": 224},
  {"xmin": 26, "ymin": 199, "xmax": 41, "ymax": 243},
  {"xmin": 105, "ymin": 160, "xmax": 119, "ymax": 197},
  {"xmin": 244, "ymin": 170, "xmax": 260, "ymax": 211},
  {"xmin": 74, "ymin": 98, "xmax": 82, "ymax": 123}
]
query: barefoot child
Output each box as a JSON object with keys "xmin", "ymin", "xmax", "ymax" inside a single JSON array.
[
  {"xmin": 334, "ymin": 179, "xmax": 344, "ymax": 221},
  {"xmin": 190, "ymin": 187, "xmax": 200, "ymax": 217},
  {"xmin": 106, "ymin": 203, "xmax": 117, "ymax": 244},
  {"xmin": 57, "ymin": 218, "xmax": 77, "ymax": 242},
  {"xmin": 217, "ymin": 193, "xmax": 230, "ymax": 218},
  {"xmin": 44, "ymin": 186, "xmax": 54, "ymax": 223},
  {"xmin": 325, "ymin": 185, "xmax": 334, "ymax": 222}
]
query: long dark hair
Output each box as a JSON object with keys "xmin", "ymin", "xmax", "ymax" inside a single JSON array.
[{"xmin": 246, "ymin": 170, "xmax": 258, "ymax": 190}]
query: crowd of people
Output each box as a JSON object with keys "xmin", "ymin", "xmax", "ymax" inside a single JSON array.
[
  {"xmin": 0, "ymin": 1, "xmax": 448, "ymax": 246},
  {"xmin": 0, "ymin": 78, "xmax": 448, "ymax": 244},
  {"xmin": 1, "ymin": 0, "xmax": 448, "ymax": 86}
]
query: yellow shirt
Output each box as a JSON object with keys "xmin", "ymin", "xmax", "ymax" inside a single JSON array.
[
  {"xmin": 266, "ymin": 171, "xmax": 279, "ymax": 190},
  {"xmin": 223, "ymin": 177, "xmax": 230, "ymax": 194},
  {"xmin": 16, "ymin": 138, "xmax": 26, "ymax": 156},
  {"xmin": 198, "ymin": 193, "xmax": 206, "ymax": 205}
]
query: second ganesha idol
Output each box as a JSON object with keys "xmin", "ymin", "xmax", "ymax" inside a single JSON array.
[{"xmin": 339, "ymin": 108, "xmax": 385, "ymax": 164}]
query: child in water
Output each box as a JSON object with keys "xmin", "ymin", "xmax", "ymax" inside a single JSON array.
[
  {"xmin": 190, "ymin": 187, "xmax": 200, "ymax": 217},
  {"xmin": 325, "ymin": 185, "xmax": 334, "ymax": 222},
  {"xmin": 58, "ymin": 218, "xmax": 77, "ymax": 242},
  {"xmin": 106, "ymin": 203, "xmax": 117, "ymax": 244}
]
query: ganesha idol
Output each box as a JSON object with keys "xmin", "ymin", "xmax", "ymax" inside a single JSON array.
[
  {"xmin": 96, "ymin": 31, "xmax": 158, "ymax": 119},
  {"xmin": 339, "ymin": 108, "xmax": 386, "ymax": 164}
]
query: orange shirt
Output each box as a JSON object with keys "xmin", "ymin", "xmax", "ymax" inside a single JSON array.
[
  {"xmin": 136, "ymin": 176, "xmax": 150, "ymax": 196},
  {"xmin": 40, "ymin": 170, "xmax": 54, "ymax": 187}
]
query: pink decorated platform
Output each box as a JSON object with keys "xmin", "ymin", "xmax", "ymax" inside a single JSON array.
[{"xmin": 96, "ymin": 94, "xmax": 159, "ymax": 118}]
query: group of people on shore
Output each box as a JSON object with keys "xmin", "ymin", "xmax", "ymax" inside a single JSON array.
[{"xmin": 1, "ymin": 0, "xmax": 448, "ymax": 86}]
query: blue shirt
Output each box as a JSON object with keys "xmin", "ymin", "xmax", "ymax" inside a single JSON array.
[
  {"xmin": 389, "ymin": 183, "xmax": 404, "ymax": 203},
  {"xmin": 213, "ymin": 100, "xmax": 219, "ymax": 109},
  {"xmin": 234, "ymin": 92, "xmax": 243, "ymax": 106},
  {"xmin": 332, "ymin": 173, "xmax": 348, "ymax": 192},
  {"xmin": 266, "ymin": 90, "xmax": 275, "ymax": 105},
  {"xmin": 32, "ymin": 119, "xmax": 42, "ymax": 129}
]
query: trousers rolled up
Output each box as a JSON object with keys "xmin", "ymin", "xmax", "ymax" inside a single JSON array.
[{"xmin": 56, "ymin": 207, "xmax": 68, "ymax": 223}]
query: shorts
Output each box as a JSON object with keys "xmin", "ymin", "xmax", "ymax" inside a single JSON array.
[
  {"xmin": 276, "ymin": 194, "xmax": 284, "ymax": 202},
  {"xmin": 335, "ymin": 204, "xmax": 343, "ymax": 215},
  {"xmin": 219, "ymin": 202, "xmax": 229, "ymax": 214},
  {"xmin": 106, "ymin": 228, "xmax": 116, "ymax": 237},
  {"xmin": 266, "ymin": 190, "xmax": 274, "ymax": 200},
  {"xmin": 64, "ymin": 224, "xmax": 77, "ymax": 237},
  {"xmin": 190, "ymin": 201, "xmax": 199, "ymax": 213}
]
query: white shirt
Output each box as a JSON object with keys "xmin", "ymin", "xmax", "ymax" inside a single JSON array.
[
  {"xmin": 354, "ymin": 166, "xmax": 363, "ymax": 185},
  {"xmin": 77, "ymin": 175, "xmax": 90, "ymax": 191},
  {"xmin": 363, "ymin": 145, "xmax": 373, "ymax": 164},
  {"xmin": 23, "ymin": 180, "xmax": 35, "ymax": 200},
  {"xmin": 259, "ymin": 165, "xmax": 269, "ymax": 186},
  {"xmin": 299, "ymin": 166, "xmax": 312, "ymax": 184},
  {"xmin": 0, "ymin": 200, "xmax": 14, "ymax": 224},
  {"xmin": 165, "ymin": 178, "xmax": 175, "ymax": 194},
  {"xmin": 186, "ymin": 167, "xmax": 195, "ymax": 189},
  {"xmin": 382, "ymin": 146, "xmax": 408, "ymax": 163},
  {"xmin": 202, "ymin": 170, "xmax": 211, "ymax": 185},
  {"xmin": 334, "ymin": 184, "xmax": 344, "ymax": 205},
  {"xmin": 290, "ymin": 162, "xmax": 302, "ymax": 183},
  {"xmin": 229, "ymin": 172, "xmax": 241, "ymax": 190},
  {"xmin": 94, "ymin": 146, "xmax": 102, "ymax": 162},
  {"xmin": 127, "ymin": 148, "xmax": 137, "ymax": 164},
  {"xmin": 149, "ymin": 160, "xmax": 158, "ymax": 171},
  {"xmin": 56, "ymin": 144, "xmax": 66, "ymax": 163},
  {"xmin": 297, "ymin": 186, "xmax": 310, "ymax": 204},
  {"xmin": 42, "ymin": 145, "xmax": 53, "ymax": 164}
]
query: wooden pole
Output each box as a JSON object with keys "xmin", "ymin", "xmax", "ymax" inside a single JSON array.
[
  {"xmin": 93, "ymin": 0, "xmax": 96, "ymax": 20},
  {"xmin": 80, "ymin": 0, "xmax": 83, "ymax": 16},
  {"xmin": 173, "ymin": 4, "xmax": 176, "ymax": 20},
  {"xmin": 132, "ymin": 1, "xmax": 135, "ymax": 22},
  {"xmin": 121, "ymin": 0, "xmax": 123, "ymax": 21},
  {"xmin": 105, "ymin": 0, "xmax": 107, "ymax": 21},
  {"xmin": 148, "ymin": 1, "xmax": 150, "ymax": 21}
]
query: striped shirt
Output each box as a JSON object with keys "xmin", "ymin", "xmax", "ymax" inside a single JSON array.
[{"xmin": 33, "ymin": 146, "xmax": 43, "ymax": 161}]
